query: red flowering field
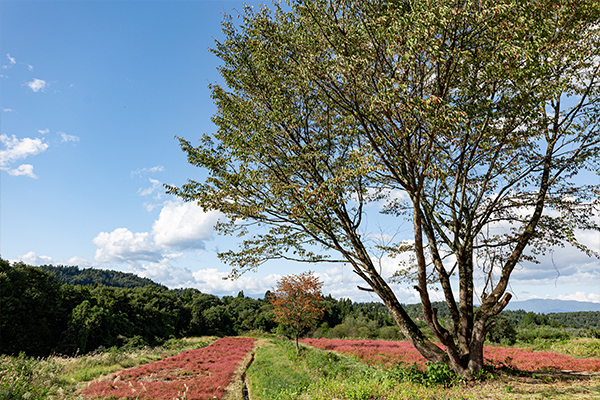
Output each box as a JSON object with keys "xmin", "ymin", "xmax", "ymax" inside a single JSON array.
[
  {"xmin": 300, "ymin": 338, "xmax": 600, "ymax": 372},
  {"xmin": 83, "ymin": 337, "xmax": 256, "ymax": 400},
  {"xmin": 301, "ymin": 338, "xmax": 428, "ymax": 367}
]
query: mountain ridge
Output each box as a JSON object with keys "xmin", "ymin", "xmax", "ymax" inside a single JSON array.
[{"xmin": 504, "ymin": 298, "xmax": 599, "ymax": 313}]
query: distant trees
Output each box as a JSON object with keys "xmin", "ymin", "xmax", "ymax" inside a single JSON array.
[
  {"xmin": 270, "ymin": 272, "xmax": 325, "ymax": 353},
  {"xmin": 0, "ymin": 259, "xmax": 277, "ymax": 357},
  {"xmin": 39, "ymin": 265, "xmax": 164, "ymax": 288},
  {"xmin": 546, "ymin": 311, "xmax": 600, "ymax": 330},
  {"xmin": 1, "ymin": 258, "xmax": 598, "ymax": 358}
]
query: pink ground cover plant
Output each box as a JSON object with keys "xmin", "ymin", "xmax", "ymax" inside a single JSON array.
[
  {"xmin": 301, "ymin": 338, "xmax": 600, "ymax": 372},
  {"xmin": 83, "ymin": 337, "xmax": 256, "ymax": 400},
  {"xmin": 301, "ymin": 338, "xmax": 429, "ymax": 367}
]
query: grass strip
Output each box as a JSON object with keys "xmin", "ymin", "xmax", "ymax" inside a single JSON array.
[{"xmin": 246, "ymin": 338, "xmax": 478, "ymax": 400}]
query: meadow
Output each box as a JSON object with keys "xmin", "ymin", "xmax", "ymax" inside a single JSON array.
[{"xmin": 3, "ymin": 335, "xmax": 600, "ymax": 400}]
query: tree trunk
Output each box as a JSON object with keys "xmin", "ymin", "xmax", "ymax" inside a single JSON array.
[
  {"xmin": 468, "ymin": 321, "xmax": 487, "ymax": 373},
  {"xmin": 366, "ymin": 271, "xmax": 452, "ymax": 365}
]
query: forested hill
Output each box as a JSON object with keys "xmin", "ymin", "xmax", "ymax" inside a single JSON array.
[{"xmin": 38, "ymin": 265, "xmax": 165, "ymax": 288}]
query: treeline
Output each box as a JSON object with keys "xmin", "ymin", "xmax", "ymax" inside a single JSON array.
[
  {"xmin": 1, "ymin": 260, "xmax": 276, "ymax": 357},
  {"xmin": 400, "ymin": 301, "xmax": 600, "ymax": 330},
  {"xmin": 38, "ymin": 265, "xmax": 165, "ymax": 289},
  {"xmin": 1, "ymin": 260, "xmax": 598, "ymax": 358}
]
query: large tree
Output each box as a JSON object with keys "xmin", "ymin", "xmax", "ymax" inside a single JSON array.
[{"xmin": 167, "ymin": 0, "xmax": 600, "ymax": 375}]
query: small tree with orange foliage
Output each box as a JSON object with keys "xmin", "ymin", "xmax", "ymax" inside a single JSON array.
[{"xmin": 270, "ymin": 271, "xmax": 324, "ymax": 354}]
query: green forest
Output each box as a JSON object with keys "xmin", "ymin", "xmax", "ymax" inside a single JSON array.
[{"xmin": 1, "ymin": 258, "xmax": 598, "ymax": 358}]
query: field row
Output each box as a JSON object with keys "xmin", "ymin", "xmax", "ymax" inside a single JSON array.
[
  {"xmin": 83, "ymin": 337, "xmax": 256, "ymax": 400},
  {"xmin": 301, "ymin": 338, "xmax": 600, "ymax": 371}
]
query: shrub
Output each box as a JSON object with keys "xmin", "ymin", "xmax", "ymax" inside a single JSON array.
[
  {"xmin": 379, "ymin": 325, "xmax": 402, "ymax": 340},
  {"xmin": 390, "ymin": 361, "xmax": 459, "ymax": 387},
  {"xmin": 517, "ymin": 326, "xmax": 570, "ymax": 343},
  {"xmin": 487, "ymin": 315, "xmax": 517, "ymax": 345}
]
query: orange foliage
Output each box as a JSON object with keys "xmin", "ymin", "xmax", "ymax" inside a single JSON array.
[{"xmin": 270, "ymin": 271, "xmax": 325, "ymax": 343}]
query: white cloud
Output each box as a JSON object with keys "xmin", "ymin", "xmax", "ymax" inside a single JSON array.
[
  {"xmin": 189, "ymin": 268, "xmax": 281, "ymax": 296},
  {"xmin": 131, "ymin": 165, "xmax": 164, "ymax": 177},
  {"xmin": 93, "ymin": 228, "xmax": 162, "ymax": 263},
  {"xmin": 27, "ymin": 64, "xmax": 33, "ymax": 71},
  {"xmin": 38, "ymin": 129, "xmax": 49, "ymax": 134},
  {"xmin": 5, "ymin": 164, "xmax": 37, "ymax": 178},
  {"xmin": 316, "ymin": 264, "xmax": 429, "ymax": 303},
  {"xmin": 17, "ymin": 251, "xmax": 53, "ymax": 266},
  {"xmin": 92, "ymin": 200, "xmax": 222, "ymax": 270},
  {"xmin": 0, "ymin": 134, "xmax": 48, "ymax": 178},
  {"xmin": 152, "ymin": 200, "xmax": 222, "ymax": 251},
  {"xmin": 143, "ymin": 202, "xmax": 160, "ymax": 212},
  {"xmin": 58, "ymin": 256, "xmax": 95, "ymax": 268},
  {"xmin": 506, "ymin": 249, "xmax": 599, "ymax": 287},
  {"xmin": 27, "ymin": 78, "xmax": 46, "ymax": 92},
  {"xmin": 59, "ymin": 131, "xmax": 80, "ymax": 143},
  {"xmin": 132, "ymin": 261, "xmax": 196, "ymax": 288},
  {"xmin": 2, "ymin": 108, "xmax": 15, "ymax": 113},
  {"xmin": 556, "ymin": 291, "xmax": 600, "ymax": 303},
  {"xmin": 0, "ymin": 134, "xmax": 48, "ymax": 166},
  {"xmin": 137, "ymin": 178, "xmax": 162, "ymax": 197},
  {"xmin": 3, "ymin": 54, "xmax": 16, "ymax": 69}
]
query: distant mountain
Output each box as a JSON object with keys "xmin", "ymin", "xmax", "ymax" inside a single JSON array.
[
  {"xmin": 504, "ymin": 298, "xmax": 599, "ymax": 313},
  {"xmin": 38, "ymin": 265, "xmax": 165, "ymax": 289}
]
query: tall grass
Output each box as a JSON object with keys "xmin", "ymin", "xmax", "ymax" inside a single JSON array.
[
  {"xmin": 511, "ymin": 333, "xmax": 600, "ymax": 357},
  {"xmin": 0, "ymin": 353, "xmax": 65, "ymax": 400},
  {"xmin": 548, "ymin": 338, "xmax": 600, "ymax": 359}
]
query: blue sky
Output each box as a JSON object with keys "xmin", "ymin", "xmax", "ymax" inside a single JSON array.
[{"xmin": 1, "ymin": 0, "xmax": 598, "ymax": 305}]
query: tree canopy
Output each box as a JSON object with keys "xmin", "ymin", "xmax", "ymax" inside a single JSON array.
[
  {"xmin": 38, "ymin": 265, "xmax": 165, "ymax": 288},
  {"xmin": 167, "ymin": 0, "xmax": 600, "ymax": 375}
]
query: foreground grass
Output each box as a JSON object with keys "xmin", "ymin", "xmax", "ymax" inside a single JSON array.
[
  {"xmin": 0, "ymin": 337, "xmax": 215, "ymax": 400},
  {"xmin": 247, "ymin": 338, "xmax": 474, "ymax": 400},
  {"xmin": 247, "ymin": 338, "xmax": 600, "ymax": 400}
]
